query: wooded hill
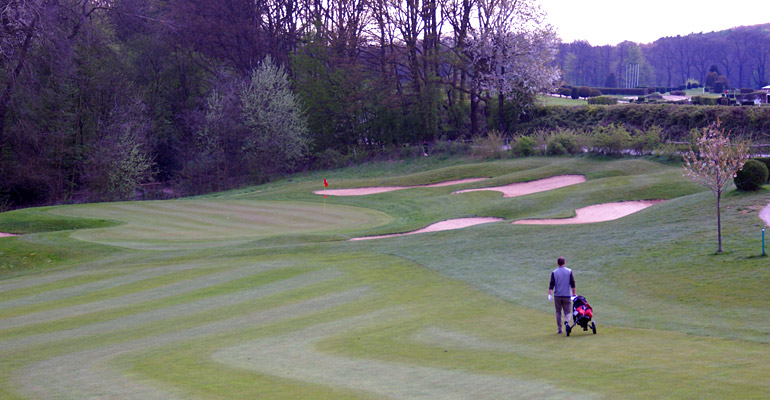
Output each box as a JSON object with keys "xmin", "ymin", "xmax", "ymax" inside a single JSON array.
[{"xmin": 557, "ymin": 24, "xmax": 770, "ymax": 90}]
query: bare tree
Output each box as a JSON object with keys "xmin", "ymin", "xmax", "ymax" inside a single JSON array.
[
  {"xmin": 728, "ymin": 29, "xmax": 752, "ymax": 88},
  {"xmin": 682, "ymin": 120, "xmax": 751, "ymax": 253}
]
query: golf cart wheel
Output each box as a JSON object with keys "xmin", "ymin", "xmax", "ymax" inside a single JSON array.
[{"xmin": 591, "ymin": 321, "xmax": 596, "ymax": 334}]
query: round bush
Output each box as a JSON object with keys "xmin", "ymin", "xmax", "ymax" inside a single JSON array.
[
  {"xmin": 753, "ymin": 157, "xmax": 770, "ymax": 182},
  {"xmin": 734, "ymin": 159, "xmax": 769, "ymax": 191},
  {"xmin": 546, "ymin": 141, "xmax": 566, "ymax": 155},
  {"xmin": 514, "ymin": 135, "xmax": 537, "ymax": 156}
]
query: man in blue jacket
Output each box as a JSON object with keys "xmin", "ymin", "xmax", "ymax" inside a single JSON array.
[{"xmin": 548, "ymin": 257, "xmax": 576, "ymax": 334}]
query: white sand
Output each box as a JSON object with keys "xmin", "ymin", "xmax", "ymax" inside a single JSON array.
[
  {"xmin": 453, "ymin": 175, "xmax": 586, "ymax": 198},
  {"xmin": 350, "ymin": 217, "xmax": 503, "ymax": 241},
  {"xmin": 760, "ymin": 203, "xmax": 770, "ymax": 227},
  {"xmin": 315, "ymin": 178, "xmax": 488, "ymax": 196},
  {"xmin": 513, "ymin": 200, "xmax": 663, "ymax": 225}
]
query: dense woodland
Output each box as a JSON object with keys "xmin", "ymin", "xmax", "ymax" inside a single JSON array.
[
  {"xmin": 557, "ymin": 24, "xmax": 770, "ymax": 90},
  {"xmin": 1, "ymin": 0, "xmax": 561, "ymax": 207},
  {"xmin": 1, "ymin": 0, "xmax": 768, "ymax": 209}
]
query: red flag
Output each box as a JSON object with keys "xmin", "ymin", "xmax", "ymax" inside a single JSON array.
[{"xmin": 324, "ymin": 178, "xmax": 328, "ymax": 188}]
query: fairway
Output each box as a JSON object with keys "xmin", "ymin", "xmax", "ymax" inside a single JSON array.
[{"xmin": 1, "ymin": 157, "xmax": 769, "ymax": 399}]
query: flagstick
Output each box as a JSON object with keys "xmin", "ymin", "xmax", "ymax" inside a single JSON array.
[{"xmin": 323, "ymin": 179, "xmax": 328, "ymax": 214}]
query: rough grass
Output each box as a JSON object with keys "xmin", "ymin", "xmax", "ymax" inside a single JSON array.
[{"xmin": 1, "ymin": 156, "xmax": 768, "ymax": 399}]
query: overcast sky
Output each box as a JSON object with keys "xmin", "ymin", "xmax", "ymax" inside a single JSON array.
[{"xmin": 539, "ymin": 0, "xmax": 770, "ymax": 46}]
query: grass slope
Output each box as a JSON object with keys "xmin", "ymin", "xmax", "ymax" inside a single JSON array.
[{"xmin": 1, "ymin": 156, "xmax": 768, "ymax": 399}]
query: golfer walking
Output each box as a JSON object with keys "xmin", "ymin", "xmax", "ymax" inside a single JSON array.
[{"xmin": 548, "ymin": 257, "xmax": 576, "ymax": 334}]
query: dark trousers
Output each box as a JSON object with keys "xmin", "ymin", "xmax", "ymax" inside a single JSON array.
[{"xmin": 554, "ymin": 296, "xmax": 571, "ymax": 332}]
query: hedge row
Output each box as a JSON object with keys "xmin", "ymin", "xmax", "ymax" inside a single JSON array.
[
  {"xmin": 523, "ymin": 104, "xmax": 770, "ymax": 141},
  {"xmin": 587, "ymin": 96, "xmax": 618, "ymax": 105}
]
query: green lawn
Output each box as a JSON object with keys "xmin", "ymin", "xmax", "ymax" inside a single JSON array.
[
  {"xmin": 1, "ymin": 156, "xmax": 769, "ymax": 399},
  {"xmin": 537, "ymin": 94, "xmax": 587, "ymax": 106}
]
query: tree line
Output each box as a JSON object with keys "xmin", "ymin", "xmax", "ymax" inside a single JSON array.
[
  {"xmin": 1, "ymin": 0, "xmax": 558, "ymax": 208},
  {"xmin": 557, "ymin": 24, "xmax": 770, "ymax": 90}
]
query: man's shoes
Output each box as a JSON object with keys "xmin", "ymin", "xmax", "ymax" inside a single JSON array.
[{"xmin": 557, "ymin": 331, "xmax": 562, "ymax": 334}]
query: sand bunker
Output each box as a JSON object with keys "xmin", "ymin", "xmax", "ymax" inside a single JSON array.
[
  {"xmin": 453, "ymin": 175, "xmax": 586, "ymax": 198},
  {"xmin": 760, "ymin": 203, "xmax": 770, "ymax": 227},
  {"xmin": 513, "ymin": 200, "xmax": 663, "ymax": 225},
  {"xmin": 315, "ymin": 178, "xmax": 488, "ymax": 196},
  {"xmin": 0, "ymin": 232, "xmax": 17, "ymax": 237},
  {"xmin": 350, "ymin": 217, "xmax": 502, "ymax": 241}
]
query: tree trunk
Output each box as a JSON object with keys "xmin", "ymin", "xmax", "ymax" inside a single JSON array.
[
  {"xmin": 470, "ymin": 87, "xmax": 478, "ymax": 136},
  {"xmin": 717, "ymin": 191, "xmax": 722, "ymax": 253},
  {"xmin": 498, "ymin": 92, "xmax": 504, "ymax": 133},
  {"xmin": 0, "ymin": 15, "xmax": 39, "ymax": 157}
]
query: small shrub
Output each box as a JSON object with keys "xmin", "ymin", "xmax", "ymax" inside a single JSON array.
[
  {"xmin": 472, "ymin": 130, "xmax": 507, "ymax": 159},
  {"xmin": 514, "ymin": 135, "xmax": 538, "ymax": 156},
  {"xmin": 433, "ymin": 139, "xmax": 471, "ymax": 157},
  {"xmin": 692, "ymin": 96, "xmax": 718, "ymax": 105},
  {"xmin": 671, "ymin": 90, "xmax": 686, "ymax": 96},
  {"xmin": 734, "ymin": 159, "xmax": 768, "ymax": 191},
  {"xmin": 570, "ymin": 87, "xmax": 579, "ymax": 100},
  {"xmin": 589, "ymin": 88, "xmax": 602, "ymax": 97},
  {"xmin": 399, "ymin": 144, "xmax": 423, "ymax": 158},
  {"xmin": 632, "ymin": 125, "xmax": 662, "ymax": 156},
  {"xmin": 577, "ymin": 86, "xmax": 591, "ymax": 98},
  {"xmin": 591, "ymin": 124, "xmax": 631, "ymax": 156},
  {"xmin": 546, "ymin": 130, "xmax": 582, "ymax": 155}
]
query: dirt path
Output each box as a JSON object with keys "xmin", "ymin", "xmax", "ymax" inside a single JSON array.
[
  {"xmin": 513, "ymin": 200, "xmax": 663, "ymax": 225},
  {"xmin": 350, "ymin": 217, "xmax": 502, "ymax": 241},
  {"xmin": 315, "ymin": 178, "xmax": 488, "ymax": 196},
  {"xmin": 453, "ymin": 175, "xmax": 586, "ymax": 198}
]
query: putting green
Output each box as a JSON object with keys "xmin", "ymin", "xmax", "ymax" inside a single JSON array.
[{"xmin": 50, "ymin": 200, "xmax": 392, "ymax": 249}]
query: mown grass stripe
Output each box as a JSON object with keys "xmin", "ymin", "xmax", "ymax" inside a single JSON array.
[
  {"xmin": 0, "ymin": 263, "xmax": 202, "ymax": 310},
  {"xmin": 213, "ymin": 310, "xmax": 591, "ymax": 400},
  {"xmin": 0, "ymin": 263, "xmax": 281, "ymax": 330},
  {"xmin": 0, "ymin": 268, "xmax": 343, "ymax": 352},
  {"xmin": 13, "ymin": 288, "xmax": 370, "ymax": 400}
]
